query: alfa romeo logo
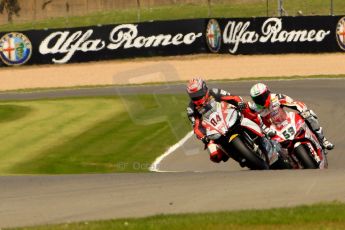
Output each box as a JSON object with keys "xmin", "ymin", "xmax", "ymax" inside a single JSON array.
[
  {"xmin": 206, "ymin": 19, "xmax": 222, "ymax": 53},
  {"xmin": 336, "ymin": 16, "xmax": 345, "ymax": 51},
  {"xmin": 0, "ymin": 32, "xmax": 32, "ymax": 66}
]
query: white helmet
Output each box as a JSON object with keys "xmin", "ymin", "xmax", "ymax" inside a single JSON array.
[{"xmin": 250, "ymin": 83, "xmax": 271, "ymax": 108}]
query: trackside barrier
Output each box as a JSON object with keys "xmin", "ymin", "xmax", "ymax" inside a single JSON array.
[
  {"xmin": 0, "ymin": 16, "xmax": 344, "ymax": 67},
  {"xmin": 206, "ymin": 16, "xmax": 345, "ymax": 54},
  {"xmin": 0, "ymin": 19, "xmax": 206, "ymax": 67}
]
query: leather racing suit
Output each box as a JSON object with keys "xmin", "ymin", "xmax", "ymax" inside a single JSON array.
[
  {"xmin": 187, "ymin": 88, "xmax": 269, "ymax": 163},
  {"xmin": 249, "ymin": 93, "xmax": 334, "ymax": 150}
]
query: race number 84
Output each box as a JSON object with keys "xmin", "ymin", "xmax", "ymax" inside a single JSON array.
[{"xmin": 210, "ymin": 114, "xmax": 222, "ymax": 126}]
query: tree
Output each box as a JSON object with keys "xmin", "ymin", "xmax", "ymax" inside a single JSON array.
[{"xmin": 0, "ymin": 0, "xmax": 21, "ymax": 23}]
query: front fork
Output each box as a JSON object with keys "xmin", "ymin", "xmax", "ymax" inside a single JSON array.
[
  {"xmin": 217, "ymin": 134, "xmax": 251, "ymax": 167},
  {"xmin": 257, "ymin": 137, "xmax": 281, "ymax": 166},
  {"xmin": 241, "ymin": 131, "xmax": 270, "ymax": 164}
]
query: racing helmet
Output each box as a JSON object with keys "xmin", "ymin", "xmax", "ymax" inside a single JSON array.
[
  {"xmin": 250, "ymin": 83, "xmax": 271, "ymax": 108},
  {"xmin": 186, "ymin": 78, "xmax": 209, "ymax": 106}
]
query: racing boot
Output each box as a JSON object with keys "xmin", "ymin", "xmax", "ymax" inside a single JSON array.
[
  {"xmin": 208, "ymin": 142, "xmax": 229, "ymax": 163},
  {"xmin": 315, "ymin": 128, "xmax": 335, "ymax": 151},
  {"xmin": 321, "ymin": 137, "xmax": 335, "ymax": 151}
]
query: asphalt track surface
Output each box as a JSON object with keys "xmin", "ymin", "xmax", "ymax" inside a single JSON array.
[{"xmin": 0, "ymin": 79, "xmax": 345, "ymax": 228}]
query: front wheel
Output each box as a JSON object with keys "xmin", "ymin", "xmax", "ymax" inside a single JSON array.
[
  {"xmin": 294, "ymin": 145, "xmax": 318, "ymax": 169},
  {"xmin": 230, "ymin": 137, "xmax": 269, "ymax": 170}
]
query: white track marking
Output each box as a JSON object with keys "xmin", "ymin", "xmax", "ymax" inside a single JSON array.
[{"xmin": 149, "ymin": 131, "xmax": 193, "ymax": 172}]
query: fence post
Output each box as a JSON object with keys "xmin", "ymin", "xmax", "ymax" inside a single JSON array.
[
  {"xmin": 136, "ymin": 0, "xmax": 141, "ymax": 22},
  {"xmin": 278, "ymin": 0, "xmax": 283, "ymax": 17},
  {"xmin": 33, "ymin": 0, "xmax": 37, "ymax": 21},
  {"xmin": 207, "ymin": 0, "xmax": 211, "ymax": 17}
]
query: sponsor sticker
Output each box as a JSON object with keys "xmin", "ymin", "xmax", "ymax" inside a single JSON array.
[
  {"xmin": 336, "ymin": 16, "xmax": 345, "ymax": 51},
  {"xmin": 206, "ymin": 19, "xmax": 221, "ymax": 53},
  {"xmin": 0, "ymin": 32, "xmax": 32, "ymax": 66}
]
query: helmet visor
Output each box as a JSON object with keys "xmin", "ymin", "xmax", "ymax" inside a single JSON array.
[
  {"xmin": 189, "ymin": 88, "xmax": 207, "ymax": 101},
  {"xmin": 252, "ymin": 89, "xmax": 270, "ymax": 107}
]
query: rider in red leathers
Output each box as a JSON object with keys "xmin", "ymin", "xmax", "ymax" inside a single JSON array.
[
  {"xmin": 249, "ymin": 83, "xmax": 334, "ymax": 151},
  {"xmin": 186, "ymin": 78, "xmax": 272, "ymax": 163}
]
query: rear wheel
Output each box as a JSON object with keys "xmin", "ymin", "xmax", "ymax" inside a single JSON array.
[
  {"xmin": 230, "ymin": 137, "xmax": 269, "ymax": 170},
  {"xmin": 294, "ymin": 145, "xmax": 318, "ymax": 169}
]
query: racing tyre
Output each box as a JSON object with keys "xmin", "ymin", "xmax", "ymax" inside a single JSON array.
[
  {"xmin": 230, "ymin": 137, "xmax": 269, "ymax": 170},
  {"xmin": 294, "ymin": 145, "xmax": 318, "ymax": 169}
]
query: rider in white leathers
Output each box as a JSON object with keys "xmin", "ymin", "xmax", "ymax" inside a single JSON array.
[{"xmin": 249, "ymin": 83, "xmax": 334, "ymax": 151}]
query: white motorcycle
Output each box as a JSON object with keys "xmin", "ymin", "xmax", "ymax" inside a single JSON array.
[
  {"xmin": 200, "ymin": 99, "xmax": 289, "ymax": 170},
  {"xmin": 269, "ymin": 109, "xmax": 328, "ymax": 169}
]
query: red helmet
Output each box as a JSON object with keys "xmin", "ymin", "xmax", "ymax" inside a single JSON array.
[
  {"xmin": 186, "ymin": 78, "xmax": 209, "ymax": 106},
  {"xmin": 250, "ymin": 83, "xmax": 271, "ymax": 109}
]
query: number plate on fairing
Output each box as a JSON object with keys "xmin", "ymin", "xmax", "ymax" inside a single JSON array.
[
  {"xmin": 203, "ymin": 102, "xmax": 238, "ymax": 137},
  {"xmin": 280, "ymin": 125, "xmax": 296, "ymax": 140}
]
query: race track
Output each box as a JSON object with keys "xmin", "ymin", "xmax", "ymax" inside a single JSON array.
[{"xmin": 0, "ymin": 79, "xmax": 344, "ymax": 228}]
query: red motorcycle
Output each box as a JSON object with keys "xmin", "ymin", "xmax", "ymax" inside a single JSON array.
[
  {"xmin": 200, "ymin": 99, "xmax": 289, "ymax": 170},
  {"xmin": 269, "ymin": 109, "xmax": 328, "ymax": 169}
]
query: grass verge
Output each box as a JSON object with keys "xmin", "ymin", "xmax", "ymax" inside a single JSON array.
[
  {"xmin": 11, "ymin": 202, "xmax": 345, "ymax": 230},
  {"xmin": 1, "ymin": 1, "xmax": 345, "ymax": 32},
  {"xmin": 0, "ymin": 95, "xmax": 189, "ymax": 174},
  {"xmin": 0, "ymin": 104, "xmax": 32, "ymax": 123},
  {"xmin": 2, "ymin": 3, "xmax": 268, "ymax": 32}
]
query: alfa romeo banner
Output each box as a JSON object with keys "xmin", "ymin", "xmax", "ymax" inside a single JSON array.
[
  {"xmin": 0, "ymin": 19, "xmax": 206, "ymax": 67},
  {"xmin": 205, "ymin": 16, "xmax": 345, "ymax": 54},
  {"xmin": 0, "ymin": 16, "xmax": 345, "ymax": 67}
]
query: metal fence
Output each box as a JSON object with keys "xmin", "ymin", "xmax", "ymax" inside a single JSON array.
[{"xmin": 0, "ymin": 0, "xmax": 344, "ymax": 26}]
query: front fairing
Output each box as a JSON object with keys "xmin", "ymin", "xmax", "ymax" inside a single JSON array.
[
  {"xmin": 201, "ymin": 100, "xmax": 239, "ymax": 140},
  {"xmin": 271, "ymin": 111, "xmax": 298, "ymax": 142},
  {"xmin": 270, "ymin": 111, "xmax": 326, "ymax": 168}
]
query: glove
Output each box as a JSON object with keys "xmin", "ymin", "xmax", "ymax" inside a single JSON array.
[
  {"xmin": 300, "ymin": 110, "xmax": 311, "ymax": 119},
  {"xmin": 300, "ymin": 110, "xmax": 317, "ymax": 119},
  {"xmin": 237, "ymin": 102, "xmax": 247, "ymax": 111},
  {"xmin": 201, "ymin": 136, "xmax": 210, "ymax": 145},
  {"xmin": 262, "ymin": 126, "xmax": 276, "ymax": 138}
]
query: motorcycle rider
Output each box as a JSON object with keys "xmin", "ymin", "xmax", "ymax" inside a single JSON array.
[
  {"xmin": 186, "ymin": 78, "xmax": 276, "ymax": 164},
  {"xmin": 249, "ymin": 83, "xmax": 334, "ymax": 151}
]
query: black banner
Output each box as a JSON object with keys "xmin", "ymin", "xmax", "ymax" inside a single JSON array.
[
  {"xmin": 205, "ymin": 16, "xmax": 345, "ymax": 54},
  {"xmin": 0, "ymin": 19, "xmax": 206, "ymax": 67},
  {"xmin": 0, "ymin": 16, "xmax": 345, "ymax": 67}
]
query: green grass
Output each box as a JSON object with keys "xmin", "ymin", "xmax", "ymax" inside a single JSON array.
[
  {"xmin": 12, "ymin": 202, "xmax": 345, "ymax": 230},
  {"xmin": 1, "ymin": 1, "xmax": 345, "ymax": 32},
  {"xmin": 0, "ymin": 104, "xmax": 32, "ymax": 123},
  {"xmin": 0, "ymin": 94, "xmax": 190, "ymax": 174},
  {"xmin": 279, "ymin": 0, "xmax": 345, "ymax": 16}
]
